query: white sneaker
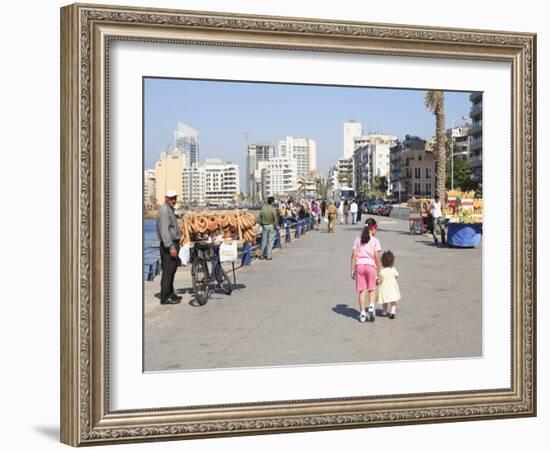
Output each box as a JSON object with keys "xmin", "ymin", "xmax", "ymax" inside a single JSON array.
[{"xmin": 359, "ymin": 312, "xmax": 367, "ymax": 323}]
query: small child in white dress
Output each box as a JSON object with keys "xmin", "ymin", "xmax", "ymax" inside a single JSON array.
[{"xmin": 378, "ymin": 250, "xmax": 401, "ymax": 319}]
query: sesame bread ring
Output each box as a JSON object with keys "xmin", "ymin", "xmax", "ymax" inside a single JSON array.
[
  {"xmin": 207, "ymin": 215, "xmax": 218, "ymax": 232},
  {"xmin": 229, "ymin": 214, "xmax": 238, "ymax": 228},
  {"xmin": 188, "ymin": 215, "xmax": 198, "ymax": 234},
  {"xmin": 197, "ymin": 216, "xmax": 208, "ymax": 234},
  {"xmin": 218, "ymin": 213, "xmax": 229, "ymax": 228}
]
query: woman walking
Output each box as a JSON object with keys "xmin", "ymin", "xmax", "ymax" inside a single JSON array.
[
  {"xmin": 351, "ymin": 218, "xmax": 382, "ymax": 323},
  {"xmin": 311, "ymin": 200, "xmax": 320, "ymax": 231}
]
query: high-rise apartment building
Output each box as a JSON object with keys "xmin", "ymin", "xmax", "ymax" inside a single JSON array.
[
  {"xmin": 343, "ymin": 121, "xmax": 363, "ymax": 159},
  {"xmin": 155, "ymin": 150, "xmax": 186, "ymax": 203},
  {"xmin": 278, "ymin": 136, "xmax": 316, "ymax": 178},
  {"xmin": 246, "ymin": 143, "xmax": 275, "ymax": 201},
  {"xmin": 352, "ymin": 134, "xmax": 397, "ymax": 194},
  {"xmin": 261, "ymin": 157, "xmax": 297, "ymax": 198},
  {"xmin": 468, "ymin": 92, "xmax": 483, "ymax": 182},
  {"xmin": 144, "ymin": 169, "xmax": 156, "ymax": 207},
  {"xmin": 173, "ymin": 122, "xmax": 199, "ymax": 167},
  {"xmin": 183, "ymin": 159, "xmax": 240, "ymax": 207}
]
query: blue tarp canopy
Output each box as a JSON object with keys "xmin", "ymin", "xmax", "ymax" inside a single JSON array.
[{"xmin": 447, "ymin": 222, "xmax": 482, "ymax": 247}]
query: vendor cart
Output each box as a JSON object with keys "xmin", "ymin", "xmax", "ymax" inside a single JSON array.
[{"xmin": 408, "ymin": 198, "xmax": 433, "ymax": 235}]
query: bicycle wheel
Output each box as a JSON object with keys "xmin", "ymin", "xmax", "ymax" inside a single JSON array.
[
  {"xmin": 213, "ymin": 262, "xmax": 232, "ymax": 295},
  {"xmin": 191, "ymin": 257, "xmax": 210, "ymax": 305}
]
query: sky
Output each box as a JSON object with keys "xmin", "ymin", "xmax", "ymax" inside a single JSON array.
[{"xmin": 144, "ymin": 78, "xmax": 473, "ymax": 187}]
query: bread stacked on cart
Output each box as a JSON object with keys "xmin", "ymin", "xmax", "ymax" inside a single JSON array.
[{"xmin": 179, "ymin": 210, "xmax": 257, "ymax": 245}]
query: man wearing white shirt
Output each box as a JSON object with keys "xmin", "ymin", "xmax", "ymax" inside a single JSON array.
[
  {"xmin": 350, "ymin": 200, "xmax": 358, "ymax": 225},
  {"xmin": 429, "ymin": 194, "xmax": 446, "ymax": 246}
]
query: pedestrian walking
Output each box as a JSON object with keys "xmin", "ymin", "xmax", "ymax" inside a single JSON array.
[
  {"xmin": 357, "ymin": 200, "xmax": 363, "ymax": 223},
  {"xmin": 428, "ymin": 194, "xmax": 446, "ymax": 246},
  {"xmin": 377, "ymin": 250, "xmax": 401, "ymax": 319},
  {"xmin": 311, "ymin": 200, "xmax": 320, "ymax": 231},
  {"xmin": 351, "ymin": 218, "xmax": 382, "ymax": 322},
  {"xmin": 259, "ymin": 196, "xmax": 279, "ymax": 260},
  {"xmin": 156, "ymin": 190, "xmax": 183, "ymax": 305},
  {"xmin": 344, "ymin": 200, "xmax": 350, "ymax": 225},
  {"xmin": 350, "ymin": 199, "xmax": 358, "ymax": 224},
  {"xmin": 321, "ymin": 199, "xmax": 327, "ymax": 218},
  {"xmin": 327, "ymin": 201, "xmax": 338, "ymax": 233},
  {"xmin": 338, "ymin": 201, "xmax": 344, "ymax": 224}
]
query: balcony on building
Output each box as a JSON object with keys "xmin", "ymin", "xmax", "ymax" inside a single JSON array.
[
  {"xmin": 470, "ymin": 136, "xmax": 482, "ymax": 151},
  {"xmin": 469, "ymin": 154, "xmax": 483, "ymax": 168},
  {"xmin": 469, "ymin": 120, "xmax": 482, "ymax": 135}
]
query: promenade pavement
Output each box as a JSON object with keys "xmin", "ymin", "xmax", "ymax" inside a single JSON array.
[{"xmin": 144, "ymin": 214, "xmax": 482, "ymax": 372}]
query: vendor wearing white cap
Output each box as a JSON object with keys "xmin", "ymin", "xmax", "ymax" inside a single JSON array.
[{"xmin": 156, "ymin": 190, "xmax": 183, "ymax": 305}]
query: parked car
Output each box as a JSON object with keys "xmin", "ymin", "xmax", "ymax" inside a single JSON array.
[
  {"xmin": 362, "ymin": 199, "xmax": 392, "ymax": 216},
  {"xmin": 376, "ymin": 202, "xmax": 393, "ymax": 217},
  {"xmin": 361, "ymin": 198, "xmax": 380, "ymax": 214}
]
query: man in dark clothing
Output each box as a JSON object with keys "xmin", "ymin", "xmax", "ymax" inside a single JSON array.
[
  {"xmin": 259, "ymin": 196, "xmax": 279, "ymax": 260},
  {"xmin": 321, "ymin": 199, "xmax": 327, "ymax": 218},
  {"xmin": 156, "ymin": 190, "xmax": 182, "ymax": 305}
]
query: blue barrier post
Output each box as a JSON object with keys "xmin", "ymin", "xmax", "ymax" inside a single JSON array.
[
  {"xmin": 241, "ymin": 242, "xmax": 252, "ymax": 266},
  {"xmin": 285, "ymin": 224, "xmax": 292, "ymax": 243},
  {"xmin": 274, "ymin": 228, "xmax": 281, "ymax": 249},
  {"xmin": 295, "ymin": 222, "xmax": 300, "ymax": 238}
]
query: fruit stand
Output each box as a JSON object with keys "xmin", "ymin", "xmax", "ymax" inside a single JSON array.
[{"xmin": 444, "ymin": 190, "xmax": 483, "ymax": 247}]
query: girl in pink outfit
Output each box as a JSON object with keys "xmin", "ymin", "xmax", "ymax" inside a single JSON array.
[{"xmin": 351, "ymin": 218, "xmax": 382, "ymax": 323}]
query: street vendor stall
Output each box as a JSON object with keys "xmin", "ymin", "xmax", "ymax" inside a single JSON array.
[
  {"xmin": 444, "ymin": 190, "xmax": 483, "ymax": 247},
  {"xmin": 407, "ymin": 198, "xmax": 433, "ymax": 234}
]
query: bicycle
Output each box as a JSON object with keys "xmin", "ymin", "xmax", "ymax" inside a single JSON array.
[{"xmin": 190, "ymin": 240, "xmax": 233, "ymax": 306}]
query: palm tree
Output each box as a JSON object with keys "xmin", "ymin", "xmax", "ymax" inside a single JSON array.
[
  {"xmin": 297, "ymin": 176, "xmax": 307, "ymax": 199},
  {"xmin": 425, "ymin": 90, "xmax": 446, "ymax": 202}
]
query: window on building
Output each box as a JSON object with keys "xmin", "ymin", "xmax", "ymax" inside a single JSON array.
[
  {"xmin": 426, "ymin": 168, "xmax": 432, "ymax": 179},
  {"xmin": 414, "ymin": 167, "xmax": 421, "ymax": 179}
]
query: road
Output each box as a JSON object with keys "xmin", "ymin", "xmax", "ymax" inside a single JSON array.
[{"xmin": 144, "ymin": 214, "xmax": 482, "ymax": 372}]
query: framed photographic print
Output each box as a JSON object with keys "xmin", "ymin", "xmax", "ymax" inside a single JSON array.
[{"xmin": 60, "ymin": 3, "xmax": 536, "ymax": 446}]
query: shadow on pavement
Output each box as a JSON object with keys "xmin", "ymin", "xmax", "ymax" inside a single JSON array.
[{"xmin": 332, "ymin": 303, "xmax": 359, "ymax": 321}]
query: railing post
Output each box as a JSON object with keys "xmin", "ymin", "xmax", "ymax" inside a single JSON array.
[
  {"xmin": 241, "ymin": 242, "xmax": 252, "ymax": 266},
  {"xmin": 295, "ymin": 221, "xmax": 300, "ymax": 238},
  {"xmin": 274, "ymin": 228, "xmax": 281, "ymax": 249},
  {"xmin": 285, "ymin": 222, "xmax": 292, "ymax": 243}
]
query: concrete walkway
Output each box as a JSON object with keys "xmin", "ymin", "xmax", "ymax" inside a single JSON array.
[{"xmin": 144, "ymin": 216, "xmax": 482, "ymax": 372}]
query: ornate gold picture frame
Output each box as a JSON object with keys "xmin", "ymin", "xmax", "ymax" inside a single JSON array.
[{"xmin": 60, "ymin": 3, "xmax": 536, "ymax": 446}]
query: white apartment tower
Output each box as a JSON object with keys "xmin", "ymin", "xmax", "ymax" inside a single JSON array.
[
  {"xmin": 183, "ymin": 159, "xmax": 240, "ymax": 206},
  {"xmin": 278, "ymin": 136, "xmax": 316, "ymax": 178},
  {"xmin": 343, "ymin": 121, "xmax": 363, "ymax": 159},
  {"xmin": 261, "ymin": 157, "xmax": 297, "ymax": 198}
]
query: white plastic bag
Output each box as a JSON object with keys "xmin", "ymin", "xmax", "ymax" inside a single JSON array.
[
  {"xmin": 178, "ymin": 243, "xmax": 190, "ymax": 266},
  {"xmin": 219, "ymin": 241, "xmax": 238, "ymax": 263},
  {"xmin": 323, "ymin": 217, "xmax": 329, "ymax": 224}
]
